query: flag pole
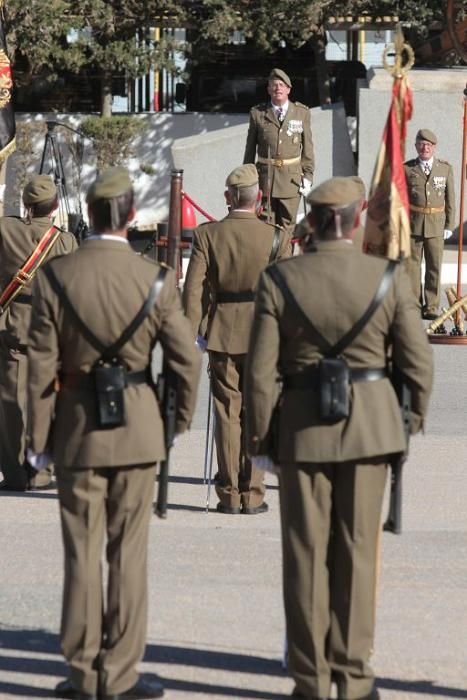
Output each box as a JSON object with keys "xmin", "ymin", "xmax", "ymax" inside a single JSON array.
[{"xmin": 455, "ymin": 85, "xmax": 467, "ymax": 322}]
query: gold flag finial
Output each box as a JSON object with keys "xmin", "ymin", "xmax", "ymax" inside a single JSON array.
[{"xmin": 383, "ymin": 24, "xmax": 415, "ymax": 78}]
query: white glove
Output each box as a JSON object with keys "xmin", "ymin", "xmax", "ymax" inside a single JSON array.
[
  {"xmin": 443, "ymin": 229, "xmax": 453, "ymax": 240},
  {"xmin": 195, "ymin": 335, "xmax": 208, "ymax": 352},
  {"xmin": 26, "ymin": 448, "xmax": 52, "ymax": 472},
  {"xmin": 298, "ymin": 178, "xmax": 312, "ymax": 197},
  {"xmin": 252, "ymin": 455, "xmax": 279, "ymax": 474}
]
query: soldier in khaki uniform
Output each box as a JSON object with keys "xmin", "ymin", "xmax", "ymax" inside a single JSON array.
[
  {"xmin": 183, "ymin": 164, "xmax": 290, "ymax": 514},
  {"xmin": 0, "ymin": 175, "xmax": 77, "ymax": 491},
  {"xmin": 27, "ymin": 168, "xmax": 201, "ymax": 700},
  {"xmin": 404, "ymin": 128, "xmax": 456, "ymax": 319},
  {"xmin": 244, "ymin": 177, "xmax": 433, "ymax": 700},
  {"xmin": 243, "ymin": 68, "xmax": 315, "ymax": 235}
]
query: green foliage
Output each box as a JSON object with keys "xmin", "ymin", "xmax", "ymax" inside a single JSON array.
[
  {"xmin": 80, "ymin": 116, "xmax": 146, "ymax": 170},
  {"xmin": 190, "ymin": 0, "xmax": 446, "ymax": 55},
  {"xmin": 5, "ymin": 0, "xmax": 187, "ymax": 114}
]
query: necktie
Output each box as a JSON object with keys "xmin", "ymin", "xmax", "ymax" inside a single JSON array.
[
  {"xmin": 423, "ymin": 162, "xmax": 431, "ymax": 176},
  {"xmin": 277, "ymin": 107, "xmax": 284, "ymax": 122}
]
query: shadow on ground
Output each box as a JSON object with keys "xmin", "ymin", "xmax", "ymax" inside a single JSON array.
[{"xmin": 0, "ymin": 628, "xmax": 466, "ymax": 698}]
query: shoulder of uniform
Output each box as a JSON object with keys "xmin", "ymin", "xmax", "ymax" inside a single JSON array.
[
  {"xmin": 404, "ymin": 158, "xmax": 417, "ymax": 167},
  {"xmin": 437, "ymin": 158, "xmax": 452, "ymax": 167},
  {"xmin": 293, "ymin": 101, "xmax": 310, "ymax": 110},
  {"xmin": 250, "ymin": 103, "xmax": 267, "ymax": 113}
]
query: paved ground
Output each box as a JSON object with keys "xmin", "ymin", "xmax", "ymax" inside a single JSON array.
[{"xmin": 1, "ymin": 328, "xmax": 467, "ymax": 699}]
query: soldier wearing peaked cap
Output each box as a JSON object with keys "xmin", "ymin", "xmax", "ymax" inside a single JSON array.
[
  {"xmin": 244, "ymin": 176, "xmax": 433, "ymax": 699},
  {"xmin": 243, "ymin": 67, "xmax": 315, "ymax": 236},
  {"xmin": 183, "ymin": 163, "xmax": 291, "ymax": 515},
  {"xmin": 0, "ymin": 174, "xmax": 77, "ymax": 492},
  {"xmin": 27, "ymin": 166, "xmax": 201, "ymax": 699},
  {"xmin": 404, "ymin": 128, "xmax": 456, "ymax": 319}
]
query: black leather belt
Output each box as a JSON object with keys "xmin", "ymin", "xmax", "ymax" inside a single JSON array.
[
  {"xmin": 13, "ymin": 294, "xmax": 31, "ymax": 305},
  {"xmin": 284, "ymin": 366, "xmax": 387, "ymax": 390},
  {"xmin": 216, "ymin": 291, "xmax": 255, "ymax": 303},
  {"xmin": 60, "ymin": 368, "xmax": 151, "ymax": 391}
]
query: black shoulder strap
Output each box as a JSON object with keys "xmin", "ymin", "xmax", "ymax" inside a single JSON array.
[
  {"xmin": 43, "ymin": 265, "xmax": 168, "ymax": 360},
  {"xmin": 268, "ymin": 226, "xmax": 281, "ymax": 263},
  {"xmin": 267, "ymin": 260, "xmax": 398, "ymax": 357}
]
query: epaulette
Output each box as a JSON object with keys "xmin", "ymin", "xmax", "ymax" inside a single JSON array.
[
  {"xmin": 404, "ymin": 159, "xmax": 418, "ymax": 167},
  {"xmin": 294, "ymin": 102, "xmax": 310, "ymax": 110},
  {"xmin": 251, "ymin": 103, "xmax": 268, "ymax": 112},
  {"xmin": 436, "ymin": 158, "xmax": 451, "ymax": 166}
]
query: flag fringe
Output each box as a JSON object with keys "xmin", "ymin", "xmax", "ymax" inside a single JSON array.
[{"xmin": 0, "ymin": 135, "xmax": 15, "ymax": 165}]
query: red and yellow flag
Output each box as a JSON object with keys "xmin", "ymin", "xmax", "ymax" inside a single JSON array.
[
  {"xmin": 363, "ymin": 75, "xmax": 413, "ymax": 260},
  {"xmin": 0, "ymin": 0, "xmax": 15, "ymax": 164}
]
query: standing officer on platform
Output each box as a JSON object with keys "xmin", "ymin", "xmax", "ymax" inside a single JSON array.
[
  {"xmin": 27, "ymin": 167, "xmax": 201, "ymax": 700},
  {"xmin": 183, "ymin": 164, "xmax": 290, "ymax": 515},
  {"xmin": 243, "ymin": 68, "xmax": 315, "ymax": 235},
  {"xmin": 244, "ymin": 177, "xmax": 433, "ymax": 700},
  {"xmin": 405, "ymin": 128, "xmax": 456, "ymax": 319},
  {"xmin": 0, "ymin": 175, "xmax": 77, "ymax": 492}
]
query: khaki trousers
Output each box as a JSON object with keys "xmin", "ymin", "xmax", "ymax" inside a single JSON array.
[
  {"xmin": 56, "ymin": 463, "xmax": 156, "ymax": 696},
  {"xmin": 279, "ymin": 460, "xmax": 387, "ymax": 700},
  {"xmin": 209, "ymin": 351, "xmax": 265, "ymax": 508},
  {"xmin": 0, "ymin": 343, "xmax": 28, "ymax": 489},
  {"xmin": 409, "ymin": 235, "xmax": 444, "ymax": 312},
  {"xmin": 261, "ymin": 195, "xmax": 301, "ymax": 237}
]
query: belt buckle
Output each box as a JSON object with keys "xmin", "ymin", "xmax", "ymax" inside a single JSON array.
[{"xmin": 275, "ymin": 158, "xmax": 284, "ymax": 168}]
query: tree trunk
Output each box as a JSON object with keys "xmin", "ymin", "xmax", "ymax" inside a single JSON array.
[
  {"xmin": 100, "ymin": 69, "xmax": 113, "ymax": 117},
  {"xmin": 311, "ymin": 27, "xmax": 331, "ymax": 107}
]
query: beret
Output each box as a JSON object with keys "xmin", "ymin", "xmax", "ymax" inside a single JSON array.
[
  {"xmin": 416, "ymin": 128, "xmax": 437, "ymax": 145},
  {"xmin": 225, "ymin": 163, "xmax": 258, "ymax": 188},
  {"xmin": 307, "ymin": 177, "xmax": 363, "ymax": 208},
  {"xmin": 268, "ymin": 68, "xmax": 292, "ymax": 88},
  {"xmin": 23, "ymin": 175, "xmax": 57, "ymax": 205},
  {"xmin": 86, "ymin": 166, "xmax": 133, "ymax": 203},
  {"xmin": 346, "ymin": 175, "xmax": 366, "ymax": 199}
]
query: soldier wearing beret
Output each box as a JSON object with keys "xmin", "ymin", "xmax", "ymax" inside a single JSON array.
[
  {"xmin": 183, "ymin": 164, "xmax": 290, "ymax": 514},
  {"xmin": 243, "ymin": 68, "xmax": 315, "ymax": 236},
  {"xmin": 0, "ymin": 175, "xmax": 77, "ymax": 491},
  {"xmin": 404, "ymin": 128, "xmax": 456, "ymax": 319},
  {"xmin": 27, "ymin": 167, "xmax": 201, "ymax": 699},
  {"xmin": 244, "ymin": 177, "xmax": 433, "ymax": 699}
]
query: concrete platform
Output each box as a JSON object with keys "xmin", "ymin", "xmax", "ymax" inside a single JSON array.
[{"xmin": 1, "ymin": 345, "xmax": 466, "ymax": 700}]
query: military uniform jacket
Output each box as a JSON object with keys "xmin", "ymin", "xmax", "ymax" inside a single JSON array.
[
  {"xmin": 404, "ymin": 157, "xmax": 455, "ymax": 238},
  {"xmin": 0, "ymin": 216, "xmax": 77, "ymax": 347},
  {"xmin": 183, "ymin": 210, "xmax": 291, "ymax": 354},
  {"xmin": 243, "ymin": 102, "xmax": 315, "ymax": 199},
  {"xmin": 27, "ymin": 239, "xmax": 201, "ymax": 468},
  {"xmin": 245, "ymin": 241, "xmax": 433, "ymax": 463}
]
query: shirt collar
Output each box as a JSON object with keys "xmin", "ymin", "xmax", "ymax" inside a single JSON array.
[
  {"xmin": 418, "ymin": 157, "xmax": 433, "ymax": 169},
  {"xmin": 271, "ymin": 100, "xmax": 289, "ymax": 114},
  {"xmin": 86, "ymin": 233, "xmax": 129, "ymax": 244}
]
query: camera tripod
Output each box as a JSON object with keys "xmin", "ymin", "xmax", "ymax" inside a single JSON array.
[{"xmin": 39, "ymin": 120, "xmax": 88, "ymax": 241}]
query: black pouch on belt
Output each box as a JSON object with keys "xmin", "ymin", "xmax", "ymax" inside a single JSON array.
[
  {"xmin": 319, "ymin": 356, "xmax": 350, "ymax": 421},
  {"xmin": 94, "ymin": 362, "xmax": 127, "ymax": 428}
]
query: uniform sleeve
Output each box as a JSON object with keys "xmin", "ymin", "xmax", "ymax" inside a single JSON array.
[
  {"xmin": 157, "ymin": 269, "xmax": 201, "ymax": 433},
  {"xmin": 182, "ymin": 228, "xmax": 209, "ymax": 338},
  {"xmin": 390, "ymin": 267, "xmax": 434, "ymax": 433},
  {"xmin": 243, "ymin": 110, "xmax": 258, "ymax": 164},
  {"xmin": 300, "ymin": 108, "xmax": 315, "ymax": 182},
  {"xmin": 244, "ymin": 269, "xmax": 282, "ymax": 456},
  {"xmin": 27, "ymin": 270, "xmax": 60, "ymax": 453},
  {"xmin": 444, "ymin": 163, "xmax": 456, "ymax": 231}
]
